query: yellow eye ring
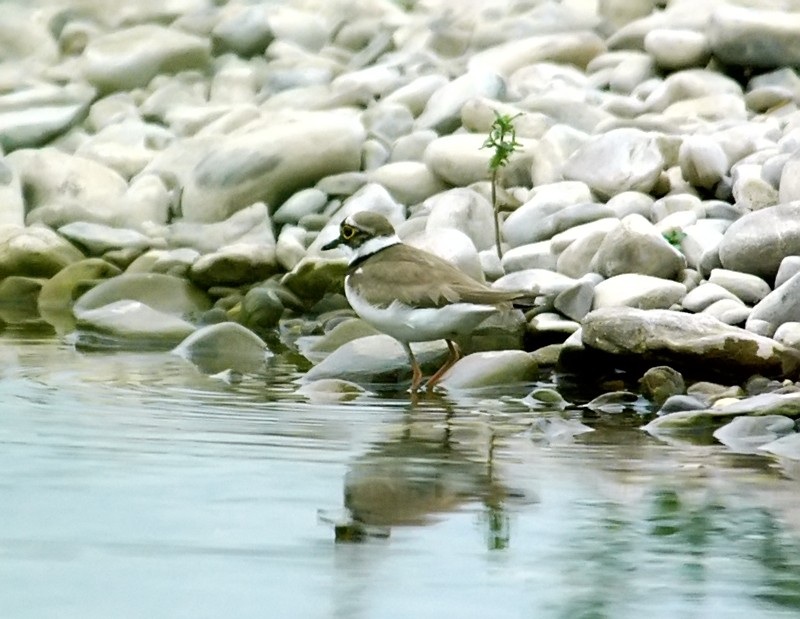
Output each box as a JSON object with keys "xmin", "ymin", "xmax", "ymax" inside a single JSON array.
[{"xmin": 342, "ymin": 225, "xmax": 355, "ymax": 240}]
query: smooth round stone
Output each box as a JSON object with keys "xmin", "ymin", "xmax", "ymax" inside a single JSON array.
[
  {"xmin": 76, "ymin": 300, "xmax": 196, "ymax": 347},
  {"xmin": 406, "ymin": 228, "xmax": 484, "ymax": 284},
  {"xmin": 639, "ymin": 365, "xmax": 685, "ymax": 406},
  {"xmin": 167, "ymin": 202, "xmax": 275, "ymax": 254},
  {"xmin": 651, "ymin": 193, "xmax": 704, "ymax": 222},
  {"xmin": 605, "ymin": 191, "xmax": 653, "ymax": 219},
  {"xmin": 0, "ymin": 83, "xmax": 95, "ymax": 151},
  {"xmin": 280, "ymin": 257, "xmax": 347, "ymax": 307},
  {"xmin": 760, "ymin": 433, "xmax": 800, "ymax": 461},
  {"xmin": 562, "ymin": 128, "xmax": 664, "ymax": 199},
  {"xmin": 82, "ymin": 25, "xmax": 211, "ymax": 93},
  {"xmin": 208, "ymin": 62, "xmax": 259, "ymax": 105},
  {"xmin": 424, "ymin": 188, "xmax": 495, "ymax": 252},
  {"xmin": 331, "ymin": 65, "xmax": 404, "ymax": 101},
  {"xmin": 745, "ymin": 86, "xmax": 795, "ymax": 112},
  {"xmin": 701, "ymin": 298, "xmax": 750, "ymax": 325},
  {"xmin": 389, "ymin": 130, "xmax": 438, "ymax": 163},
  {"xmin": 57, "ymin": 222, "xmax": 152, "ymax": 256},
  {"xmin": 643, "ymin": 410, "xmax": 716, "ymax": 437},
  {"xmin": 302, "ymin": 334, "xmax": 448, "ymax": 385},
  {"xmin": 273, "ymin": 188, "xmax": 328, "ymax": 225},
  {"xmin": 778, "ymin": 151, "xmax": 800, "ymax": 203},
  {"xmin": 592, "ymin": 274, "xmax": 687, "ymax": 310},
  {"xmin": 479, "ymin": 249, "xmax": 504, "ymax": 281},
  {"xmin": 382, "ymin": 74, "xmax": 449, "ymax": 117},
  {"xmin": 7, "ymin": 147, "xmax": 129, "ymax": 229},
  {"xmin": 644, "ymin": 29, "xmax": 710, "ymax": 70},
  {"xmin": 211, "ymin": 4, "xmax": 274, "ymax": 57},
  {"xmin": 643, "ymin": 69, "xmax": 743, "ymax": 113},
  {"xmin": 501, "ymin": 241, "xmax": 556, "ymax": 273},
  {"xmin": 423, "ymin": 133, "xmax": 535, "ymax": 188},
  {"xmin": 180, "ymin": 110, "xmax": 365, "ymax": 222},
  {"xmin": 0, "ymin": 158, "xmax": 23, "ymax": 227},
  {"xmin": 553, "ymin": 275, "xmax": 599, "ymax": 322},
  {"xmin": 461, "ymin": 98, "xmax": 551, "ymax": 139},
  {"xmin": 73, "ymin": 273, "xmax": 211, "ymax": 319},
  {"xmin": 126, "ymin": 248, "xmax": 200, "ymax": 276},
  {"xmin": 679, "ymin": 135, "xmax": 729, "ymax": 189},
  {"xmin": 707, "ymin": 268, "xmax": 771, "ymax": 305},
  {"xmin": 608, "ymin": 52, "xmax": 656, "ymax": 95},
  {"xmin": 468, "ymin": 31, "xmax": 606, "ymax": 75},
  {"xmin": 773, "ymin": 322, "xmax": 800, "ymax": 350},
  {"xmin": 663, "ymin": 93, "xmax": 748, "ymax": 123},
  {"xmin": 715, "ymin": 392, "xmax": 800, "ymax": 417},
  {"xmin": 657, "ymin": 394, "xmax": 710, "ymax": 416},
  {"xmin": 361, "ymin": 139, "xmax": 389, "ymax": 171},
  {"xmin": 439, "ymin": 350, "xmax": 538, "ymax": 391},
  {"xmin": 75, "ymin": 120, "xmax": 173, "ymax": 180},
  {"xmin": 550, "ymin": 217, "xmax": 618, "ymax": 255},
  {"xmin": 301, "ymin": 318, "xmax": 381, "ymax": 362},
  {"xmin": 493, "ymin": 268, "xmax": 576, "ymax": 298},
  {"xmin": 502, "ymin": 181, "xmax": 595, "ymax": 248},
  {"xmin": 415, "ymin": 68, "xmax": 505, "ymax": 135},
  {"xmin": 682, "ymin": 282, "xmax": 741, "ymax": 313},
  {"xmin": 295, "ymin": 378, "xmax": 367, "ymax": 403},
  {"xmin": 528, "ymin": 312, "xmax": 580, "ymax": 337},
  {"xmin": 189, "ymin": 243, "xmax": 279, "ymax": 288},
  {"xmin": 174, "ymin": 322, "xmax": 269, "ymax": 375},
  {"xmin": 530, "ymin": 124, "xmax": 589, "ymax": 186},
  {"xmin": 361, "ymin": 102, "xmax": 414, "ymax": 145},
  {"xmin": 747, "ymin": 272, "xmax": 800, "ymax": 337},
  {"xmin": 368, "ymin": 162, "xmax": 448, "ymax": 206},
  {"xmin": 37, "ymin": 258, "xmax": 121, "ymax": 313},
  {"xmin": 709, "ymin": 5, "xmax": 800, "ymax": 69},
  {"xmin": 315, "ymin": 171, "xmax": 369, "ymax": 197},
  {"xmin": 0, "ymin": 224, "xmax": 84, "ymax": 280},
  {"xmin": 591, "ymin": 214, "xmax": 686, "ymax": 280},
  {"xmin": 718, "ymin": 204, "xmax": 800, "ymax": 281},
  {"xmin": 276, "ymin": 225, "xmax": 307, "ymax": 272},
  {"xmin": 528, "ymin": 417, "xmax": 594, "ymax": 445},
  {"xmin": 776, "ymin": 256, "xmax": 800, "ymax": 288},
  {"xmin": 0, "ymin": 276, "xmax": 44, "ymax": 314}
]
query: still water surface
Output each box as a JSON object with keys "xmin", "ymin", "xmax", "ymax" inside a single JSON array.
[{"xmin": 2, "ymin": 326, "xmax": 800, "ymax": 619}]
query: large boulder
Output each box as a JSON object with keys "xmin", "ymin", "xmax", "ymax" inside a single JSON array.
[{"xmin": 578, "ymin": 307, "xmax": 800, "ymax": 380}]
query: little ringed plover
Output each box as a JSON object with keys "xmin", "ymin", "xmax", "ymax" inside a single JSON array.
[{"xmin": 322, "ymin": 211, "xmax": 528, "ymax": 393}]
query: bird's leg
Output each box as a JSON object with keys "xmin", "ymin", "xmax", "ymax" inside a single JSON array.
[
  {"xmin": 403, "ymin": 342, "xmax": 423, "ymax": 393},
  {"xmin": 426, "ymin": 339, "xmax": 462, "ymax": 392}
]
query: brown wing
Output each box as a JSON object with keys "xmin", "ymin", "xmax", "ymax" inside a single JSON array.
[{"xmin": 348, "ymin": 244, "xmax": 524, "ymax": 308}]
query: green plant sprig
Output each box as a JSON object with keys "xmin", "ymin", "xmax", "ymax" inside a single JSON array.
[{"xmin": 481, "ymin": 111, "xmax": 523, "ymax": 259}]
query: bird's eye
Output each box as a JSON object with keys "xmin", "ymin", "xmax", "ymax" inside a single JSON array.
[{"xmin": 342, "ymin": 225, "xmax": 356, "ymax": 240}]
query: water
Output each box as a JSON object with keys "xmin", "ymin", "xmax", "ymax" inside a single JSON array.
[{"xmin": 2, "ymin": 326, "xmax": 800, "ymax": 619}]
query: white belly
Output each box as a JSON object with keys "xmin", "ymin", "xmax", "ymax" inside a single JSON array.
[{"xmin": 345, "ymin": 278, "xmax": 497, "ymax": 343}]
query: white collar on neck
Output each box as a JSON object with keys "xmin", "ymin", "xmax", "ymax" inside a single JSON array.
[{"xmin": 351, "ymin": 234, "xmax": 401, "ymax": 264}]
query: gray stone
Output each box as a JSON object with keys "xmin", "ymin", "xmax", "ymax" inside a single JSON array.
[
  {"xmin": 295, "ymin": 378, "xmax": 367, "ymax": 403},
  {"xmin": 682, "ymin": 282, "xmax": 742, "ymax": 312},
  {"xmin": 582, "ymin": 306, "xmax": 800, "ymax": 380},
  {"xmin": 212, "ymin": 5, "xmax": 274, "ymax": 57},
  {"xmin": 369, "ymin": 162, "xmax": 448, "ymax": 206},
  {"xmin": 438, "ymin": 350, "xmax": 538, "ymax": 391},
  {"xmin": 709, "ymin": 5, "xmax": 800, "ymax": 70},
  {"xmin": 383, "ymin": 75, "xmax": 449, "ymax": 117},
  {"xmin": 714, "ymin": 415, "xmax": 796, "ymax": 453},
  {"xmin": 0, "ymin": 83, "xmax": 94, "ymax": 151},
  {"xmin": 707, "ymin": 268, "xmax": 771, "ymax": 305},
  {"xmin": 702, "ymin": 298, "xmax": 750, "ymax": 326},
  {"xmin": 776, "ymin": 256, "xmax": 800, "ymax": 289},
  {"xmin": 639, "ymin": 365, "xmax": 685, "ymax": 406},
  {"xmin": 774, "ymin": 322, "xmax": 800, "ymax": 350},
  {"xmin": 180, "ymin": 110, "xmax": 365, "ymax": 222},
  {"xmin": 592, "ymin": 274, "xmax": 686, "ymax": 310},
  {"xmin": 554, "ymin": 276, "xmax": 597, "ymax": 322},
  {"xmin": 0, "ymin": 224, "xmax": 84, "ymax": 280},
  {"xmin": 731, "ymin": 163, "xmax": 779, "ymax": 212},
  {"xmin": 591, "ymin": 214, "xmax": 686, "ymax": 279},
  {"xmin": 276, "ymin": 225, "xmax": 307, "ymax": 272},
  {"xmin": 678, "ymin": 135, "xmax": 728, "ymax": 190},
  {"xmin": 554, "ymin": 219, "xmax": 617, "ymax": 278},
  {"xmin": 189, "ymin": 243, "xmax": 279, "ymax": 288},
  {"xmin": 747, "ymin": 272, "xmax": 800, "ymax": 338},
  {"xmin": 0, "ymin": 157, "xmax": 24, "ymax": 227},
  {"xmin": 75, "ymin": 300, "xmax": 196, "ymax": 347},
  {"xmin": 644, "ymin": 29, "xmax": 710, "ymax": 70},
  {"xmin": 58, "ymin": 222, "xmax": 153, "ymax": 256},
  {"xmin": 718, "ymin": 203, "xmax": 800, "ymax": 281},
  {"xmin": 605, "ymin": 191, "xmax": 653, "ymax": 219},
  {"xmin": 643, "ymin": 69, "xmax": 743, "ymax": 113},
  {"xmin": 174, "ymin": 322, "xmax": 270, "ymax": 374},
  {"xmin": 82, "ymin": 25, "xmax": 211, "ymax": 93},
  {"xmin": 760, "ymin": 432, "xmax": 800, "ymax": 460},
  {"xmin": 493, "ymin": 268, "xmax": 576, "ymax": 298},
  {"xmin": 502, "ymin": 242, "xmax": 556, "ymax": 273},
  {"xmin": 424, "ymin": 188, "xmax": 496, "ymax": 252},
  {"xmin": 273, "ymin": 188, "xmax": 328, "ymax": 225},
  {"xmin": 530, "ymin": 124, "xmax": 589, "ymax": 186},
  {"xmin": 562, "ymin": 128, "xmax": 664, "ymax": 198},
  {"xmin": 166, "ymin": 202, "xmax": 276, "ymax": 254}
]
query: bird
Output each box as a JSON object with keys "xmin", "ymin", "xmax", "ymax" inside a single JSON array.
[{"xmin": 321, "ymin": 211, "xmax": 528, "ymax": 393}]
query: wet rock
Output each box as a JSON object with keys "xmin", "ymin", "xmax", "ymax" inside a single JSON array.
[
  {"xmin": 439, "ymin": 350, "xmax": 538, "ymax": 391},
  {"xmin": 713, "ymin": 415, "xmax": 796, "ymax": 454},
  {"xmin": 713, "ymin": 391, "xmax": 800, "ymax": 418},
  {"xmin": 58, "ymin": 222, "xmax": 153, "ymax": 256},
  {"xmin": 38, "ymin": 258, "xmax": 122, "ymax": 313},
  {"xmin": 0, "ymin": 224, "xmax": 84, "ymax": 280},
  {"xmin": 528, "ymin": 416, "xmax": 594, "ymax": 444},
  {"xmin": 295, "ymin": 378, "xmax": 367, "ymax": 403},
  {"xmin": 73, "ymin": 273, "xmax": 211, "ymax": 321},
  {"xmin": 521, "ymin": 387, "xmax": 569, "ymax": 411},
  {"xmin": 581, "ymin": 307, "xmax": 800, "ymax": 381},
  {"xmin": 280, "ymin": 257, "xmax": 347, "ymax": 307},
  {"xmin": 239, "ymin": 286, "xmax": 284, "ymax": 334},
  {"xmin": 760, "ymin": 432, "xmax": 800, "ymax": 461},
  {"xmin": 639, "ymin": 366, "xmax": 685, "ymax": 406},
  {"xmin": 643, "ymin": 410, "xmax": 717, "ymax": 437},
  {"xmin": 173, "ymin": 322, "xmax": 270, "ymax": 374},
  {"xmin": 75, "ymin": 300, "xmax": 196, "ymax": 348},
  {"xmin": 301, "ymin": 334, "xmax": 448, "ymax": 385},
  {"xmin": 562, "ymin": 128, "xmax": 664, "ymax": 199},
  {"xmin": 299, "ymin": 318, "xmax": 381, "ymax": 362},
  {"xmin": 82, "ymin": 25, "xmax": 212, "ymax": 93},
  {"xmin": 657, "ymin": 394, "xmax": 710, "ymax": 416},
  {"xmin": 189, "ymin": 243, "xmax": 279, "ymax": 288},
  {"xmin": 211, "ymin": 4, "xmax": 274, "ymax": 57},
  {"xmin": 583, "ymin": 390, "xmax": 646, "ymax": 414}
]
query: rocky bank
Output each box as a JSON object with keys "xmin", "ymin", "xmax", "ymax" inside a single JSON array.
[{"xmin": 4, "ymin": 0, "xmax": 800, "ymax": 457}]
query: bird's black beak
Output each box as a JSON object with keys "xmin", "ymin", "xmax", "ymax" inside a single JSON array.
[{"xmin": 321, "ymin": 236, "xmax": 342, "ymax": 251}]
